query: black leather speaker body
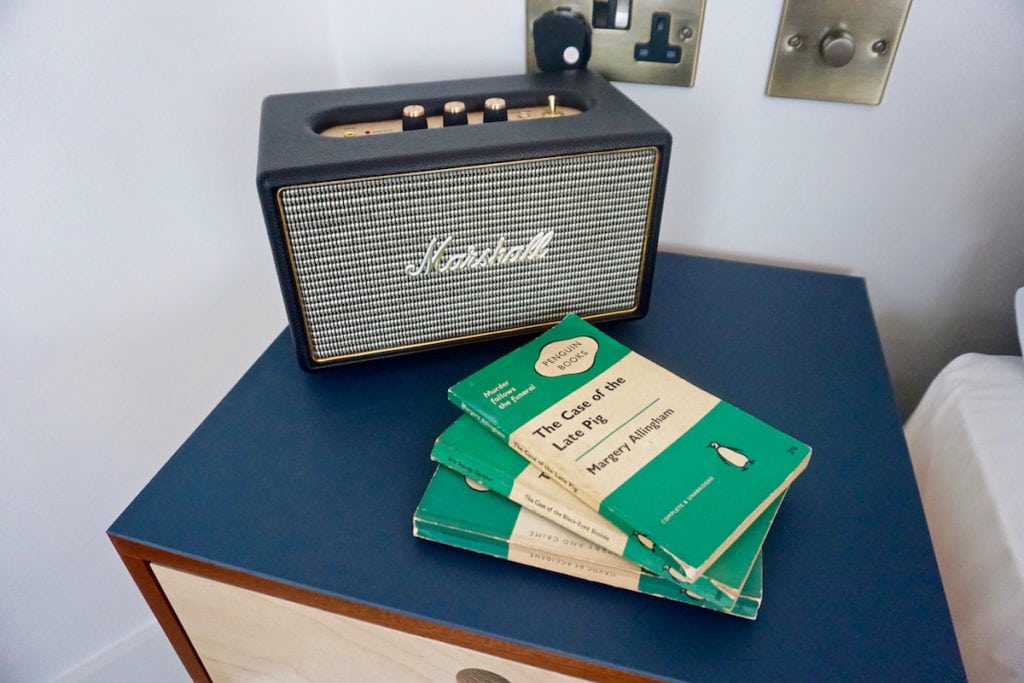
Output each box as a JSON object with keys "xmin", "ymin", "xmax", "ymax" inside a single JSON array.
[{"xmin": 257, "ymin": 71, "xmax": 671, "ymax": 371}]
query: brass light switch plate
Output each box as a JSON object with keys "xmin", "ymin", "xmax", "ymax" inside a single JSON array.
[
  {"xmin": 526, "ymin": 0, "xmax": 706, "ymax": 87},
  {"xmin": 766, "ymin": 0, "xmax": 912, "ymax": 105}
]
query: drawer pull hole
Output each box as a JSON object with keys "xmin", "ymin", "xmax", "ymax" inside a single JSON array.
[{"xmin": 455, "ymin": 668, "xmax": 512, "ymax": 683}]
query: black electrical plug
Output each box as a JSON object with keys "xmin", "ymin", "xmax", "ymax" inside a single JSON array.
[{"xmin": 532, "ymin": 7, "xmax": 592, "ymax": 72}]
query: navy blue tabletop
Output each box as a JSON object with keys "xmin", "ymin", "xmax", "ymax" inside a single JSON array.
[{"xmin": 110, "ymin": 252, "xmax": 964, "ymax": 682}]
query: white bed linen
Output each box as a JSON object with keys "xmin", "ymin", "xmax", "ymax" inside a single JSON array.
[{"xmin": 906, "ymin": 353, "xmax": 1024, "ymax": 682}]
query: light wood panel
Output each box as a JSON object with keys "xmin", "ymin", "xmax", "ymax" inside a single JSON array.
[{"xmin": 152, "ymin": 564, "xmax": 588, "ymax": 682}]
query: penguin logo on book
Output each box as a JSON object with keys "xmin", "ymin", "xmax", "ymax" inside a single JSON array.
[
  {"xmin": 681, "ymin": 587, "xmax": 723, "ymax": 602},
  {"xmin": 708, "ymin": 442, "xmax": 754, "ymax": 470},
  {"xmin": 663, "ymin": 563, "xmax": 688, "ymax": 584},
  {"xmin": 463, "ymin": 476, "xmax": 490, "ymax": 492},
  {"xmin": 633, "ymin": 530, "xmax": 657, "ymax": 552}
]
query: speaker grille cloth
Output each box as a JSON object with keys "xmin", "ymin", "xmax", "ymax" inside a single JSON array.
[{"xmin": 279, "ymin": 148, "xmax": 656, "ymax": 361}]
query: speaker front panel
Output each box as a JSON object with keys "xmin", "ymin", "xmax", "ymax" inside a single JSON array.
[{"xmin": 276, "ymin": 147, "xmax": 659, "ymax": 365}]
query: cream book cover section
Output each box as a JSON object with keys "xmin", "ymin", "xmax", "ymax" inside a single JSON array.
[
  {"xmin": 448, "ymin": 314, "xmax": 811, "ymax": 581},
  {"xmin": 414, "ymin": 465, "xmax": 762, "ymax": 619},
  {"xmin": 432, "ymin": 415, "xmax": 780, "ymax": 606}
]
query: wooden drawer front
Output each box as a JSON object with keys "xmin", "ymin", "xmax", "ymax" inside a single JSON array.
[{"xmin": 152, "ymin": 564, "xmax": 587, "ymax": 682}]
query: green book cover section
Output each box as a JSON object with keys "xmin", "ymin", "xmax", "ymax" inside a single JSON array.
[
  {"xmin": 448, "ymin": 314, "xmax": 811, "ymax": 580},
  {"xmin": 414, "ymin": 465, "xmax": 761, "ymax": 619},
  {"xmin": 432, "ymin": 414, "xmax": 781, "ymax": 605}
]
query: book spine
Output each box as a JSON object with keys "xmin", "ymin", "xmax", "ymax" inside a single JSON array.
[
  {"xmin": 453, "ymin": 399, "xmax": 509, "ymax": 443},
  {"xmin": 432, "ymin": 444, "xmax": 616, "ymax": 552},
  {"xmin": 431, "ymin": 444, "xmax": 516, "ymax": 499},
  {"xmin": 434, "ymin": 443, "xmax": 728, "ymax": 603},
  {"xmin": 415, "ymin": 521, "xmax": 752, "ymax": 619},
  {"xmin": 453, "ymin": 395, "xmax": 596, "ymax": 507},
  {"xmin": 456, "ymin": 397, "xmax": 588, "ymax": 497},
  {"xmin": 414, "ymin": 521, "xmax": 509, "ymax": 562},
  {"xmin": 451, "ymin": 392, "xmax": 593, "ymax": 504},
  {"xmin": 507, "ymin": 430, "xmax": 602, "ymax": 510}
]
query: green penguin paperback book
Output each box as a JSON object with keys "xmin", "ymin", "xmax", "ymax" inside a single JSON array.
[
  {"xmin": 413, "ymin": 465, "xmax": 762, "ymax": 619},
  {"xmin": 448, "ymin": 314, "xmax": 811, "ymax": 581},
  {"xmin": 432, "ymin": 414, "xmax": 780, "ymax": 606}
]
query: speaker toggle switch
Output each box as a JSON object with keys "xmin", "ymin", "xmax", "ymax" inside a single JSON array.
[
  {"xmin": 442, "ymin": 101, "xmax": 468, "ymax": 127},
  {"xmin": 401, "ymin": 104, "xmax": 427, "ymax": 131},
  {"xmin": 542, "ymin": 94, "xmax": 562, "ymax": 118},
  {"xmin": 483, "ymin": 97, "xmax": 508, "ymax": 122}
]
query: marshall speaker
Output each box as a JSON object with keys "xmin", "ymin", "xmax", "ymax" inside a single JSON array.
[{"xmin": 257, "ymin": 71, "xmax": 671, "ymax": 370}]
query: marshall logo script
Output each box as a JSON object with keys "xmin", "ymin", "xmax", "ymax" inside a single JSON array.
[{"xmin": 404, "ymin": 230, "xmax": 554, "ymax": 276}]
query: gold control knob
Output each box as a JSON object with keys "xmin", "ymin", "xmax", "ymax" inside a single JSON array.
[
  {"xmin": 402, "ymin": 104, "xmax": 427, "ymax": 131},
  {"xmin": 483, "ymin": 97, "xmax": 508, "ymax": 123},
  {"xmin": 442, "ymin": 101, "xmax": 468, "ymax": 127}
]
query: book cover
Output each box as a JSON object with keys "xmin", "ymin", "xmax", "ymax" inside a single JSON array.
[
  {"xmin": 433, "ymin": 414, "xmax": 779, "ymax": 606},
  {"xmin": 448, "ymin": 314, "xmax": 811, "ymax": 581},
  {"xmin": 414, "ymin": 465, "xmax": 762, "ymax": 619}
]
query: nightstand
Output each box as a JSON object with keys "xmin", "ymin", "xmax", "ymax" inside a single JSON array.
[{"xmin": 109, "ymin": 252, "xmax": 964, "ymax": 681}]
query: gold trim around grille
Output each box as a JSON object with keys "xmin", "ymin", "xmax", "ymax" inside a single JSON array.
[{"xmin": 275, "ymin": 147, "xmax": 661, "ymax": 365}]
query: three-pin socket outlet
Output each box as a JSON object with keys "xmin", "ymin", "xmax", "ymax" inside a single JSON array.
[{"xmin": 526, "ymin": 0, "xmax": 706, "ymax": 87}]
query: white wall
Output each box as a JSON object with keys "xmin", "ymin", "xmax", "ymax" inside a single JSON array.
[
  {"xmin": 1, "ymin": 1, "xmax": 1021, "ymax": 680},
  {"xmin": 0, "ymin": 3, "xmax": 337, "ymax": 681}
]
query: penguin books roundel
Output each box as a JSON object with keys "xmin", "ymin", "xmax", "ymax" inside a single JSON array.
[
  {"xmin": 447, "ymin": 315, "xmax": 632, "ymax": 436},
  {"xmin": 534, "ymin": 336, "xmax": 599, "ymax": 377}
]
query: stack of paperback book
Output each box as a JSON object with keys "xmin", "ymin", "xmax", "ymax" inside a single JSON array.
[{"xmin": 413, "ymin": 314, "xmax": 810, "ymax": 619}]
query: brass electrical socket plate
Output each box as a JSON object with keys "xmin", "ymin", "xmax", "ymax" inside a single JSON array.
[
  {"xmin": 526, "ymin": 0, "xmax": 706, "ymax": 87},
  {"xmin": 767, "ymin": 0, "xmax": 912, "ymax": 105}
]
